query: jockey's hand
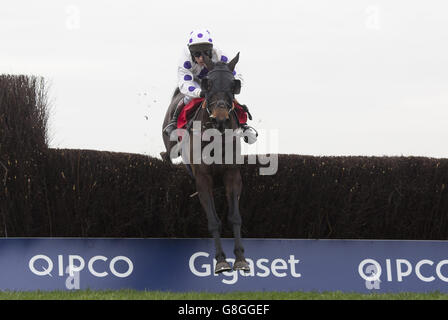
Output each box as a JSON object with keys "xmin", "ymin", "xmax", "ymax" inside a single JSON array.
[{"xmin": 240, "ymin": 104, "xmax": 252, "ymax": 120}]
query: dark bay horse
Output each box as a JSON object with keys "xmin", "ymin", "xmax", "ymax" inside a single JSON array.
[{"xmin": 161, "ymin": 53, "xmax": 250, "ymax": 273}]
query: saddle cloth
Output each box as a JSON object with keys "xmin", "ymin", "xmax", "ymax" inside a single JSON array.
[{"xmin": 177, "ymin": 98, "xmax": 248, "ymax": 129}]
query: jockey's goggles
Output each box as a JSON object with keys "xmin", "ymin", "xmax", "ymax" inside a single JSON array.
[{"xmin": 191, "ymin": 50, "xmax": 212, "ymax": 59}]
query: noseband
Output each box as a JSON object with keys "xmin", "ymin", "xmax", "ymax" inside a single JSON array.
[
  {"xmin": 201, "ymin": 68, "xmax": 236, "ymax": 125},
  {"xmin": 206, "ymin": 98, "xmax": 230, "ymax": 112}
]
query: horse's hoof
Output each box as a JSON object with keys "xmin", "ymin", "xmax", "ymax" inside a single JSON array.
[
  {"xmin": 233, "ymin": 260, "xmax": 250, "ymax": 272},
  {"xmin": 215, "ymin": 261, "xmax": 232, "ymax": 274}
]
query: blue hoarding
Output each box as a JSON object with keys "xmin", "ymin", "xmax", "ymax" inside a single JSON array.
[{"xmin": 1, "ymin": 238, "xmax": 448, "ymax": 293}]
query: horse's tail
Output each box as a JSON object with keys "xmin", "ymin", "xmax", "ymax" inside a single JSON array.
[
  {"xmin": 160, "ymin": 151, "xmax": 172, "ymax": 164},
  {"xmin": 172, "ymin": 87, "xmax": 181, "ymax": 99}
]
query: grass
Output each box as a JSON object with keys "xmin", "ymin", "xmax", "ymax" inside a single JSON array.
[{"xmin": 1, "ymin": 290, "xmax": 448, "ymax": 300}]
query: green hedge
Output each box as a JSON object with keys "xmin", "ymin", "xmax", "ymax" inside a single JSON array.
[
  {"xmin": 1, "ymin": 75, "xmax": 447, "ymax": 239},
  {"xmin": 0, "ymin": 75, "xmax": 48, "ymax": 236}
]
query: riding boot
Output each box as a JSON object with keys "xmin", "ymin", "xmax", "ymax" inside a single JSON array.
[
  {"xmin": 163, "ymin": 99, "xmax": 185, "ymax": 136},
  {"xmin": 241, "ymin": 123, "xmax": 258, "ymax": 144}
]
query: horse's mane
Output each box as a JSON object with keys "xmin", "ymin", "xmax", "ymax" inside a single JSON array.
[
  {"xmin": 211, "ymin": 62, "xmax": 230, "ymax": 71},
  {"xmin": 214, "ymin": 62, "xmax": 227, "ymax": 67}
]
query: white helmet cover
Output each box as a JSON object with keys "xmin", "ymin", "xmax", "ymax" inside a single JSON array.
[{"xmin": 188, "ymin": 29, "xmax": 213, "ymax": 47}]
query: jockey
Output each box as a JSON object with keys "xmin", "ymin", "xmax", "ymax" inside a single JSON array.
[{"xmin": 163, "ymin": 29, "xmax": 257, "ymax": 143}]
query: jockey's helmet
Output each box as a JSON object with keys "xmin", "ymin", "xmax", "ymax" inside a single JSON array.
[{"xmin": 188, "ymin": 29, "xmax": 213, "ymax": 58}]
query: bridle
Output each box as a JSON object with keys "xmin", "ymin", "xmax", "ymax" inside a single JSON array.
[
  {"xmin": 201, "ymin": 96, "xmax": 236, "ymax": 119},
  {"xmin": 198, "ymin": 67, "xmax": 237, "ymax": 130}
]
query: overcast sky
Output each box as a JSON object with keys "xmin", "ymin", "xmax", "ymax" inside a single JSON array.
[{"xmin": 1, "ymin": 0, "xmax": 448, "ymax": 158}]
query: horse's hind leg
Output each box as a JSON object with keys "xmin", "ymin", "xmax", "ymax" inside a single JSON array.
[
  {"xmin": 195, "ymin": 172, "xmax": 231, "ymax": 274},
  {"xmin": 224, "ymin": 169, "xmax": 250, "ymax": 272}
]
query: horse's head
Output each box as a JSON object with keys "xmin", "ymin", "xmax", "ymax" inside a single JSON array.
[{"xmin": 201, "ymin": 53, "xmax": 241, "ymax": 133}]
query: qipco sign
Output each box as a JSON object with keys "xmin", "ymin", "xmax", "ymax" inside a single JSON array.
[{"xmin": 28, "ymin": 254, "xmax": 134, "ymax": 278}]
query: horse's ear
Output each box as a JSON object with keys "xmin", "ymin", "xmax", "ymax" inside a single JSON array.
[
  {"xmin": 203, "ymin": 54, "xmax": 214, "ymax": 71},
  {"xmin": 233, "ymin": 79, "xmax": 241, "ymax": 95},
  {"xmin": 201, "ymin": 78, "xmax": 212, "ymax": 92},
  {"xmin": 227, "ymin": 52, "xmax": 240, "ymax": 72}
]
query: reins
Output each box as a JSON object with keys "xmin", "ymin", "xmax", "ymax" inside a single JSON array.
[{"xmin": 202, "ymin": 98, "xmax": 234, "ymax": 116}]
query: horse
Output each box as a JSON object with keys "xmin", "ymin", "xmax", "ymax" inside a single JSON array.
[{"xmin": 161, "ymin": 53, "xmax": 250, "ymax": 273}]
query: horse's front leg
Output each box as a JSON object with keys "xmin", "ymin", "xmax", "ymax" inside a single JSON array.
[
  {"xmin": 224, "ymin": 169, "xmax": 250, "ymax": 272},
  {"xmin": 195, "ymin": 172, "xmax": 231, "ymax": 274}
]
